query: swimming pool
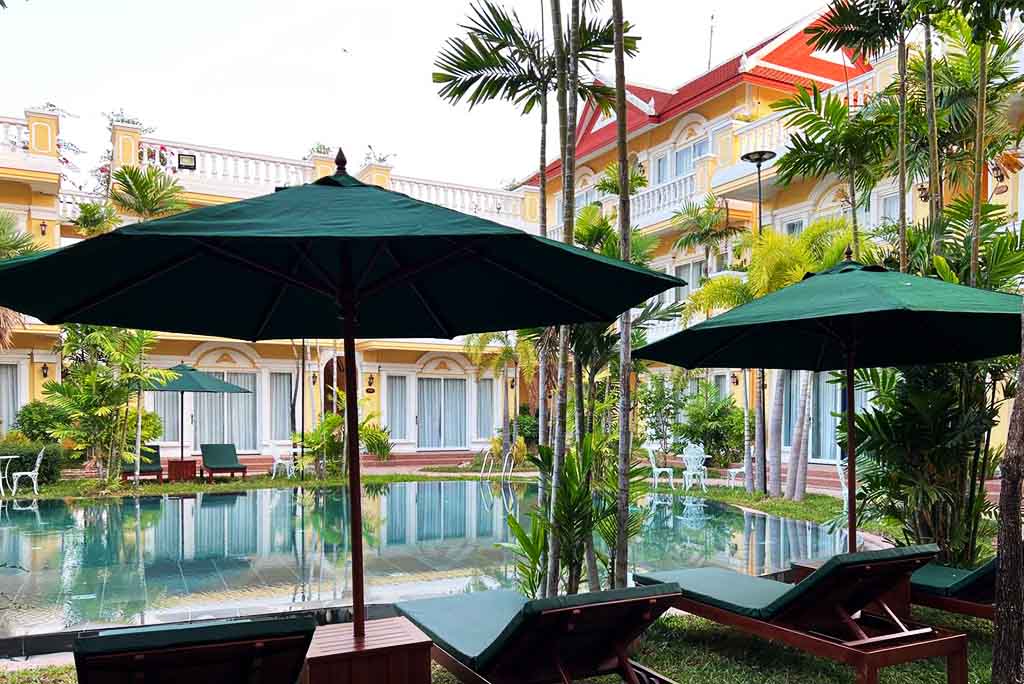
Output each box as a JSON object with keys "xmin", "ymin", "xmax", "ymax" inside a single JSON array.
[{"xmin": 0, "ymin": 481, "xmax": 850, "ymax": 637}]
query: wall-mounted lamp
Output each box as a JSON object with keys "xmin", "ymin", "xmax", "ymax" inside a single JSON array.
[
  {"xmin": 992, "ymin": 184, "xmax": 1009, "ymax": 198},
  {"xmin": 311, "ymin": 372, "xmax": 318, "ymax": 386},
  {"xmin": 367, "ymin": 374, "xmax": 375, "ymax": 387},
  {"xmin": 916, "ymin": 183, "xmax": 930, "ymax": 202},
  {"xmin": 39, "ymin": 220, "xmax": 47, "ymax": 236},
  {"xmin": 731, "ymin": 372, "xmax": 739, "ymax": 386},
  {"xmin": 41, "ymin": 363, "xmax": 49, "ymax": 378}
]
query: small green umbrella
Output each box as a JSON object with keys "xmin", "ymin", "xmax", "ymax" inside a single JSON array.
[
  {"xmin": 150, "ymin": 364, "xmax": 251, "ymax": 461},
  {"xmin": 0, "ymin": 150, "xmax": 680, "ymax": 637},
  {"xmin": 636, "ymin": 257, "xmax": 1022, "ymax": 552}
]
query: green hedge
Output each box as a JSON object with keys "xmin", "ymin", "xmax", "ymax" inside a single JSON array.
[{"xmin": 0, "ymin": 443, "xmax": 65, "ymax": 487}]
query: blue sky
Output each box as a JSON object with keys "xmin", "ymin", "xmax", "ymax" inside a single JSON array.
[{"xmin": 0, "ymin": 0, "xmax": 822, "ymax": 189}]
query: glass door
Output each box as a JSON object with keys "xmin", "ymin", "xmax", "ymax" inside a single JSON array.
[{"xmin": 417, "ymin": 377, "xmax": 467, "ymax": 449}]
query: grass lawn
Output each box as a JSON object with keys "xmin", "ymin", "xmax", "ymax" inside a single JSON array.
[{"xmin": 2, "ymin": 608, "xmax": 992, "ymax": 684}]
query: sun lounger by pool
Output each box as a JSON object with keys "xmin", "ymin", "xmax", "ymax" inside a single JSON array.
[
  {"xmin": 911, "ymin": 557, "xmax": 996, "ymax": 620},
  {"xmin": 121, "ymin": 456, "xmax": 164, "ymax": 482},
  {"xmin": 635, "ymin": 545, "xmax": 968, "ymax": 684},
  {"xmin": 199, "ymin": 443, "xmax": 247, "ymax": 483},
  {"xmin": 396, "ymin": 585, "xmax": 681, "ymax": 683},
  {"xmin": 74, "ymin": 614, "xmax": 315, "ymax": 684}
]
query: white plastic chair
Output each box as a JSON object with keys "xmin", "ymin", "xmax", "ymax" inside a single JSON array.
[
  {"xmin": 270, "ymin": 443, "xmax": 295, "ymax": 479},
  {"xmin": 11, "ymin": 448, "xmax": 44, "ymax": 496},
  {"xmin": 681, "ymin": 443, "xmax": 708, "ymax": 492},
  {"xmin": 647, "ymin": 451, "xmax": 674, "ymax": 490},
  {"xmin": 726, "ymin": 465, "xmax": 746, "ymax": 488}
]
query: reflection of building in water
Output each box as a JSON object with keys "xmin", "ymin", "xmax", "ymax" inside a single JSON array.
[{"xmin": 380, "ymin": 482, "xmax": 513, "ymax": 548}]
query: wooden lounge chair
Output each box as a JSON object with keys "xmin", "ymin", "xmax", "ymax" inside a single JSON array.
[
  {"xmin": 121, "ymin": 456, "xmax": 164, "ymax": 482},
  {"xmin": 635, "ymin": 545, "xmax": 968, "ymax": 684},
  {"xmin": 396, "ymin": 585, "xmax": 682, "ymax": 684},
  {"xmin": 74, "ymin": 614, "xmax": 315, "ymax": 684},
  {"xmin": 199, "ymin": 444, "xmax": 247, "ymax": 483},
  {"xmin": 911, "ymin": 557, "xmax": 995, "ymax": 620}
]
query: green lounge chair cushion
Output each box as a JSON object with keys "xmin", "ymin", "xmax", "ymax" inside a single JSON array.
[
  {"xmin": 122, "ymin": 458, "xmax": 162, "ymax": 473},
  {"xmin": 74, "ymin": 615, "xmax": 315, "ymax": 656},
  {"xmin": 396, "ymin": 584, "xmax": 680, "ymax": 672},
  {"xmin": 200, "ymin": 444, "xmax": 244, "ymax": 468},
  {"xmin": 912, "ymin": 558, "xmax": 997, "ymax": 597},
  {"xmin": 636, "ymin": 544, "xmax": 939, "ymax": 620}
]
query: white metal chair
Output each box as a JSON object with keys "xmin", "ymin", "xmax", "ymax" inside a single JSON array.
[
  {"xmin": 681, "ymin": 443, "xmax": 708, "ymax": 492},
  {"xmin": 11, "ymin": 448, "xmax": 44, "ymax": 496},
  {"xmin": 726, "ymin": 465, "xmax": 746, "ymax": 488},
  {"xmin": 269, "ymin": 443, "xmax": 295, "ymax": 479},
  {"xmin": 647, "ymin": 451, "xmax": 674, "ymax": 490},
  {"xmin": 677, "ymin": 496, "xmax": 708, "ymax": 530}
]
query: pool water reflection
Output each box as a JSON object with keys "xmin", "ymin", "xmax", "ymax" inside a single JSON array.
[{"xmin": 0, "ymin": 482, "xmax": 850, "ymax": 637}]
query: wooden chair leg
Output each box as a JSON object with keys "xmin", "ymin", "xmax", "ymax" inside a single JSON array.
[
  {"xmin": 947, "ymin": 649, "xmax": 968, "ymax": 684},
  {"xmin": 855, "ymin": 665, "xmax": 879, "ymax": 684}
]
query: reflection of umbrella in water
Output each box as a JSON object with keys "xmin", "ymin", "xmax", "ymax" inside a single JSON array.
[
  {"xmin": 636, "ymin": 256, "xmax": 1022, "ymax": 552},
  {"xmin": 0, "ymin": 150, "xmax": 679, "ymax": 636},
  {"xmin": 150, "ymin": 364, "xmax": 251, "ymax": 461}
]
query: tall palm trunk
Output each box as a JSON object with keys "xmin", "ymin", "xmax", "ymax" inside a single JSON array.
[
  {"xmin": 924, "ymin": 16, "xmax": 943, "ymax": 232},
  {"xmin": 970, "ymin": 40, "xmax": 988, "ymax": 288},
  {"xmin": 501, "ymin": 371, "xmax": 511, "ymax": 456},
  {"xmin": 753, "ymin": 369, "xmax": 766, "ymax": 494},
  {"xmin": 793, "ymin": 371, "xmax": 814, "ymax": 501},
  {"xmin": 993, "ymin": 305, "xmax": 1024, "ymax": 684},
  {"xmin": 847, "ymin": 175, "xmax": 860, "ymax": 259},
  {"xmin": 741, "ymin": 369, "xmax": 752, "ymax": 491},
  {"xmin": 546, "ymin": 0, "xmax": 570, "ymax": 597},
  {"xmin": 785, "ymin": 371, "xmax": 810, "ymax": 500},
  {"xmin": 611, "ymin": 0, "xmax": 632, "ymax": 590},
  {"xmin": 767, "ymin": 370, "xmax": 784, "ymax": 497},
  {"xmin": 897, "ymin": 33, "xmax": 908, "ymax": 273},
  {"xmin": 134, "ymin": 378, "xmax": 143, "ymax": 485},
  {"xmin": 574, "ymin": 359, "xmax": 585, "ymax": 448},
  {"xmin": 512, "ymin": 361, "xmax": 520, "ymax": 445},
  {"xmin": 538, "ymin": 93, "xmax": 549, "ymax": 451}
]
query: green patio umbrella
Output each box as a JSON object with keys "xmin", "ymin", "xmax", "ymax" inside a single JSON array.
[
  {"xmin": 636, "ymin": 257, "xmax": 1022, "ymax": 552},
  {"xmin": 150, "ymin": 364, "xmax": 251, "ymax": 461},
  {"xmin": 0, "ymin": 150, "xmax": 680, "ymax": 637}
]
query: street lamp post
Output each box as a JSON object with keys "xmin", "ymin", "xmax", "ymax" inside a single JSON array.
[{"xmin": 740, "ymin": 149, "xmax": 776, "ymax": 495}]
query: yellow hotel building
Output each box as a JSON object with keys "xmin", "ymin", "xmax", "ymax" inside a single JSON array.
[
  {"xmin": 522, "ymin": 9, "xmax": 1019, "ymax": 463},
  {"xmin": 0, "ymin": 113, "xmax": 540, "ymax": 465}
]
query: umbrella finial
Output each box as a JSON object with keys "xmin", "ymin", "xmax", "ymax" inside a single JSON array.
[
  {"xmin": 335, "ymin": 147, "xmax": 348, "ymax": 174},
  {"xmin": 844, "ymin": 244, "xmax": 854, "ymax": 261}
]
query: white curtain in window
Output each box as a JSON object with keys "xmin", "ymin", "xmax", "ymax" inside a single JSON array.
[
  {"xmin": 476, "ymin": 378, "xmax": 494, "ymax": 439},
  {"xmin": 0, "ymin": 364, "xmax": 17, "ymax": 437},
  {"xmin": 270, "ymin": 372, "xmax": 293, "ymax": 440},
  {"xmin": 418, "ymin": 378, "xmax": 443, "ymax": 449},
  {"xmin": 386, "ymin": 376, "xmax": 407, "ymax": 440},
  {"xmin": 443, "ymin": 378, "xmax": 467, "ymax": 448},
  {"xmin": 150, "ymin": 391, "xmax": 181, "ymax": 442},
  {"xmin": 195, "ymin": 372, "xmax": 225, "ymax": 447},
  {"xmin": 226, "ymin": 372, "xmax": 258, "ymax": 451}
]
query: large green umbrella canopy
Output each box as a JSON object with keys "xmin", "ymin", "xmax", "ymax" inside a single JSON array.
[
  {"xmin": 150, "ymin": 364, "xmax": 251, "ymax": 461},
  {"xmin": 636, "ymin": 259, "xmax": 1022, "ymax": 552},
  {"xmin": 0, "ymin": 153, "xmax": 680, "ymax": 637}
]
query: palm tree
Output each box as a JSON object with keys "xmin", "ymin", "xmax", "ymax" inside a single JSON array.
[
  {"xmin": 806, "ymin": 0, "xmax": 910, "ymax": 272},
  {"xmin": 464, "ymin": 331, "xmax": 537, "ymax": 457},
  {"xmin": 109, "ymin": 165, "xmax": 187, "ymax": 220},
  {"xmin": 0, "ymin": 211, "xmax": 41, "ymax": 349},
  {"xmin": 74, "ymin": 201, "xmax": 121, "ymax": 237},
  {"xmin": 671, "ymin": 193, "xmax": 746, "ymax": 270},
  {"xmin": 774, "ymin": 87, "xmax": 895, "ymax": 260}
]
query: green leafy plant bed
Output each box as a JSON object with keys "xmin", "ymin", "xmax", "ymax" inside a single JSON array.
[{"xmin": 5, "ymin": 609, "xmax": 992, "ymax": 684}]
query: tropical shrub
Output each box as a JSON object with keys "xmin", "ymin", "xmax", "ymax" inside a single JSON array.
[
  {"xmin": 14, "ymin": 400, "xmax": 65, "ymax": 442},
  {"xmin": 361, "ymin": 424, "xmax": 395, "ymax": 462},
  {"xmin": 517, "ymin": 408, "xmax": 538, "ymax": 446},
  {"xmin": 0, "ymin": 442, "xmax": 65, "ymax": 486},
  {"xmin": 636, "ymin": 373, "xmax": 684, "ymax": 462},
  {"xmin": 674, "ymin": 381, "xmax": 745, "ymax": 468}
]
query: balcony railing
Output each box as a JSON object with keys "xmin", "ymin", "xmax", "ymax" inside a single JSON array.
[
  {"xmin": 736, "ymin": 112, "xmax": 794, "ymax": 160},
  {"xmin": 390, "ymin": 175, "xmax": 529, "ymax": 231},
  {"xmin": 138, "ymin": 138, "xmax": 314, "ymax": 197},
  {"xmin": 630, "ymin": 174, "xmax": 695, "ymax": 228},
  {"xmin": 0, "ymin": 117, "xmax": 29, "ymax": 153},
  {"xmin": 58, "ymin": 190, "xmax": 105, "ymax": 222}
]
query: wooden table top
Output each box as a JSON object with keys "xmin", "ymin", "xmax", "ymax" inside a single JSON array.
[{"xmin": 306, "ymin": 617, "xmax": 432, "ymax": 662}]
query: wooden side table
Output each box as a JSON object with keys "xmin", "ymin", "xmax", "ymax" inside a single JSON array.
[
  {"xmin": 167, "ymin": 459, "xmax": 197, "ymax": 483},
  {"xmin": 303, "ymin": 617, "xmax": 432, "ymax": 684}
]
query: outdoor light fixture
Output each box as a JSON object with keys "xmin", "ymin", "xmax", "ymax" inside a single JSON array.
[
  {"xmin": 917, "ymin": 183, "xmax": 930, "ymax": 202},
  {"xmin": 731, "ymin": 372, "xmax": 739, "ymax": 386},
  {"xmin": 311, "ymin": 372, "xmax": 318, "ymax": 386},
  {"xmin": 740, "ymin": 150, "xmax": 776, "ymax": 237},
  {"xmin": 39, "ymin": 220, "xmax": 47, "ymax": 236},
  {"xmin": 990, "ymin": 161, "xmax": 1006, "ymax": 183},
  {"xmin": 178, "ymin": 153, "xmax": 197, "ymax": 171},
  {"xmin": 41, "ymin": 363, "xmax": 48, "ymax": 378}
]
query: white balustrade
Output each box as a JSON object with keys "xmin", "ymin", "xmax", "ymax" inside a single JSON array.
[
  {"xmin": 736, "ymin": 112, "xmax": 794, "ymax": 159},
  {"xmin": 390, "ymin": 175, "xmax": 528, "ymax": 230},
  {"xmin": 629, "ymin": 174, "xmax": 696, "ymax": 227},
  {"xmin": 0, "ymin": 117, "xmax": 29, "ymax": 154},
  {"xmin": 137, "ymin": 137, "xmax": 314, "ymax": 193},
  {"xmin": 58, "ymin": 190, "xmax": 105, "ymax": 222}
]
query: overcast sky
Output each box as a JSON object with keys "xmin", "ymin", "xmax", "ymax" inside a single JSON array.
[{"xmin": 1, "ymin": 0, "xmax": 823, "ymax": 190}]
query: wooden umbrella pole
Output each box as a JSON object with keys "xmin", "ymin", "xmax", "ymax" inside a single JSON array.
[
  {"xmin": 846, "ymin": 352, "xmax": 857, "ymax": 553},
  {"xmin": 342, "ymin": 301, "xmax": 366, "ymax": 638},
  {"xmin": 180, "ymin": 392, "xmax": 185, "ymax": 461}
]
